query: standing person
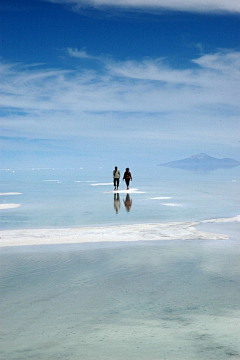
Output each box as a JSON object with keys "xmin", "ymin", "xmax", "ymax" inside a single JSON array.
[
  {"xmin": 123, "ymin": 168, "xmax": 132, "ymax": 190},
  {"xmin": 113, "ymin": 166, "xmax": 120, "ymax": 191}
]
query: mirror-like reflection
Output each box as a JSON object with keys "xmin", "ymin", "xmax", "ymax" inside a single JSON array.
[
  {"xmin": 123, "ymin": 194, "xmax": 132, "ymax": 212},
  {"xmin": 113, "ymin": 193, "xmax": 133, "ymax": 213},
  {"xmin": 2, "ymin": 240, "xmax": 240, "ymax": 360},
  {"xmin": 113, "ymin": 193, "xmax": 121, "ymax": 214}
]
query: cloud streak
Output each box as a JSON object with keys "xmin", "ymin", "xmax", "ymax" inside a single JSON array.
[
  {"xmin": 46, "ymin": 0, "xmax": 240, "ymax": 14},
  {"xmin": 1, "ymin": 50, "xmax": 240, "ymax": 150},
  {"xmin": 67, "ymin": 47, "xmax": 103, "ymax": 61}
]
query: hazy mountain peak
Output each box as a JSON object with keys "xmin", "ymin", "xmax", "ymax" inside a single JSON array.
[
  {"xmin": 159, "ymin": 154, "xmax": 240, "ymax": 171},
  {"xmin": 190, "ymin": 153, "xmax": 209, "ymax": 160}
]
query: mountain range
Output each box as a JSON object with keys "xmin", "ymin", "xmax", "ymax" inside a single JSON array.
[{"xmin": 159, "ymin": 153, "xmax": 240, "ymax": 170}]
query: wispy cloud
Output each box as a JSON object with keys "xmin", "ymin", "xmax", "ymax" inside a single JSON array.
[
  {"xmin": 46, "ymin": 0, "xmax": 240, "ymax": 14},
  {"xmin": 1, "ymin": 50, "xmax": 240, "ymax": 149},
  {"xmin": 67, "ymin": 47, "xmax": 103, "ymax": 61}
]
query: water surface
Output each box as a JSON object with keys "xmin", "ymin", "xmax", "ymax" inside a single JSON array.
[
  {"xmin": 1, "ymin": 166, "xmax": 240, "ymax": 359},
  {"xmin": 1, "ymin": 240, "xmax": 240, "ymax": 360}
]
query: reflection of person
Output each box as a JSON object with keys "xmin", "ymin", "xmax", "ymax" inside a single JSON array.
[
  {"xmin": 123, "ymin": 168, "xmax": 132, "ymax": 190},
  {"xmin": 114, "ymin": 193, "xmax": 121, "ymax": 214},
  {"xmin": 113, "ymin": 166, "xmax": 120, "ymax": 191},
  {"xmin": 123, "ymin": 194, "xmax": 132, "ymax": 212}
]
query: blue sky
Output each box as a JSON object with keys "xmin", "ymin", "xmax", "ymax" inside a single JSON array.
[{"xmin": 1, "ymin": 0, "xmax": 240, "ymax": 169}]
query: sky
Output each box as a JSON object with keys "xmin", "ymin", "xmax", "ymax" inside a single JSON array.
[{"xmin": 0, "ymin": 0, "xmax": 240, "ymax": 169}]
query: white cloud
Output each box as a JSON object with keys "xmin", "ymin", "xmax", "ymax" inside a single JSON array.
[
  {"xmin": 192, "ymin": 51, "xmax": 240, "ymax": 71},
  {"xmin": 67, "ymin": 47, "xmax": 103, "ymax": 61},
  {"xmin": 46, "ymin": 0, "xmax": 240, "ymax": 14},
  {"xmin": 0, "ymin": 50, "xmax": 239, "ymax": 149}
]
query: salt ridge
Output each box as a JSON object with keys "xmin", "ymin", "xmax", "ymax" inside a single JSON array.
[
  {"xmin": 0, "ymin": 193, "xmax": 22, "ymax": 196},
  {"xmin": 1, "ymin": 215, "xmax": 239, "ymax": 247},
  {"xmin": 0, "ymin": 204, "xmax": 21, "ymax": 210}
]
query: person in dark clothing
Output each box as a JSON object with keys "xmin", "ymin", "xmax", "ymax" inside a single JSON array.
[{"xmin": 123, "ymin": 168, "xmax": 132, "ymax": 190}]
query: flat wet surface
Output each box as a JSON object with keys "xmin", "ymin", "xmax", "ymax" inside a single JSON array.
[{"xmin": 1, "ymin": 239, "xmax": 240, "ymax": 359}]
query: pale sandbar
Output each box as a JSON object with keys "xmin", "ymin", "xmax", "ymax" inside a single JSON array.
[
  {"xmin": 104, "ymin": 188, "xmax": 146, "ymax": 194},
  {"xmin": 0, "ymin": 204, "xmax": 21, "ymax": 210},
  {"xmin": 0, "ymin": 220, "xmax": 232, "ymax": 248},
  {"xmin": 202, "ymin": 215, "xmax": 240, "ymax": 223},
  {"xmin": 161, "ymin": 203, "xmax": 183, "ymax": 207},
  {"xmin": 151, "ymin": 197, "xmax": 172, "ymax": 200},
  {"xmin": 0, "ymin": 193, "xmax": 22, "ymax": 196}
]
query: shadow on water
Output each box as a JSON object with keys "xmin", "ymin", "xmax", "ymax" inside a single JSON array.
[{"xmin": 113, "ymin": 193, "xmax": 132, "ymax": 214}]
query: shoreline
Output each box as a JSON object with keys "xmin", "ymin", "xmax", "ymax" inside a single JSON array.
[{"xmin": 1, "ymin": 216, "xmax": 239, "ymax": 247}]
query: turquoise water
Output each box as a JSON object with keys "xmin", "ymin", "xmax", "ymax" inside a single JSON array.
[
  {"xmin": 1, "ymin": 240, "xmax": 240, "ymax": 360},
  {"xmin": 0, "ymin": 166, "xmax": 239, "ymax": 229},
  {"xmin": 1, "ymin": 166, "xmax": 240, "ymax": 359}
]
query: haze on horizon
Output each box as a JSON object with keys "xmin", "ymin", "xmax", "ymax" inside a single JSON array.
[{"xmin": 0, "ymin": 0, "xmax": 240, "ymax": 169}]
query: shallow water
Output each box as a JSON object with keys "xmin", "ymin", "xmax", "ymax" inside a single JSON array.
[
  {"xmin": 0, "ymin": 166, "xmax": 239, "ymax": 229},
  {"xmin": 1, "ymin": 240, "xmax": 240, "ymax": 360},
  {"xmin": 1, "ymin": 166, "xmax": 240, "ymax": 359}
]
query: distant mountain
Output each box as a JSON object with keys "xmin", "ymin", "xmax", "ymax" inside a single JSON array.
[{"xmin": 159, "ymin": 153, "xmax": 240, "ymax": 170}]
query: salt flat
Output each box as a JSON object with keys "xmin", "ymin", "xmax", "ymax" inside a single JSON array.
[
  {"xmin": 1, "ymin": 218, "xmax": 235, "ymax": 247},
  {"xmin": 104, "ymin": 188, "xmax": 146, "ymax": 194},
  {"xmin": 0, "ymin": 192, "xmax": 22, "ymax": 196},
  {"xmin": 0, "ymin": 204, "xmax": 21, "ymax": 210}
]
